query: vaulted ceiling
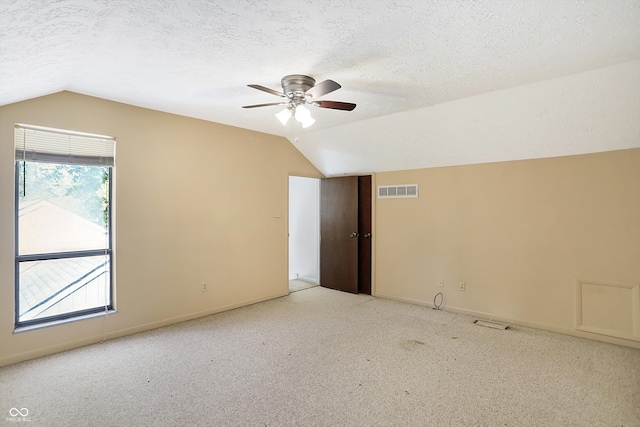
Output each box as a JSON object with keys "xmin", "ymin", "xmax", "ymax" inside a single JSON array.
[{"xmin": 2, "ymin": 1, "xmax": 640, "ymax": 175}]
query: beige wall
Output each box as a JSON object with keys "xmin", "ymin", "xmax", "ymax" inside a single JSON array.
[
  {"xmin": 0, "ymin": 92, "xmax": 322, "ymax": 366},
  {"xmin": 374, "ymin": 149, "xmax": 640, "ymax": 348},
  {"xmin": 2, "ymin": 92, "xmax": 638, "ymax": 366}
]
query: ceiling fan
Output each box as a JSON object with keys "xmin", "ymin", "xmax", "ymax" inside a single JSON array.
[{"xmin": 242, "ymin": 74, "xmax": 356, "ymax": 128}]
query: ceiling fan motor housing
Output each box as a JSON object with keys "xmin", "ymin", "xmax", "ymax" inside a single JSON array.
[
  {"xmin": 243, "ymin": 74, "xmax": 355, "ymax": 112},
  {"xmin": 281, "ymin": 74, "xmax": 316, "ymax": 98}
]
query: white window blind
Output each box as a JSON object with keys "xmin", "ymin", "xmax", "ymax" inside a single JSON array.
[{"xmin": 14, "ymin": 124, "xmax": 115, "ymax": 166}]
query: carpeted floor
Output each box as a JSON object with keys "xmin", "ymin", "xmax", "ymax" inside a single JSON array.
[
  {"xmin": 288, "ymin": 278, "xmax": 318, "ymax": 293},
  {"xmin": 1, "ymin": 286, "xmax": 639, "ymax": 426}
]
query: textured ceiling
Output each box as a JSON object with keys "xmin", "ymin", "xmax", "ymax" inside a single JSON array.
[{"xmin": 2, "ymin": 0, "xmax": 640, "ymax": 175}]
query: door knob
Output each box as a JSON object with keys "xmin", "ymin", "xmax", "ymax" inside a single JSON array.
[
  {"xmin": 350, "ymin": 232, "xmax": 359, "ymax": 238},
  {"xmin": 364, "ymin": 233, "xmax": 371, "ymax": 238}
]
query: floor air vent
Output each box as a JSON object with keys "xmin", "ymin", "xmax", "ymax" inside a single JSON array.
[
  {"xmin": 474, "ymin": 320, "xmax": 509, "ymax": 330},
  {"xmin": 378, "ymin": 184, "xmax": 418, "ymax": 199}
]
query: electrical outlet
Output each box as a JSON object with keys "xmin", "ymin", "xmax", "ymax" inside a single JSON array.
[
  {"xmin": 201, "ymin": 282, "xmax": 208, "ymax": 292},
  {"xmin": 458, "ymin": 281, "xmax": 465, "ymax": 291},
  {"xmin": 438, "ymin": 278, "xmax": 444, "ymax": 288},
  {"xmin": 273, "ymin": 210, "xmax": 281, "ymax": 218}
]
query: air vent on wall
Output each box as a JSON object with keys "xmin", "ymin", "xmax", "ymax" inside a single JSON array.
[{"xmin": 377, "ymin": 184, "xmax": 418, "ymax": 199}]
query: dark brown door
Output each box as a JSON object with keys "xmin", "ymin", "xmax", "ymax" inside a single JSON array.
[
  {"xmin": 320, "ymin": 176, "xmax": 372, "ymax": 294},
  {"xmin": 320, "ymin": 176, "xmax": 358, "ymax": 293},
  {"xmin": 358, "ymin": 176, "xmax": 372, "ymax": 295}
]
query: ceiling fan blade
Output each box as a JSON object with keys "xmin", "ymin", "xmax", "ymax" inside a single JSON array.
[
  {"xmin": 242, "ymin": 102, "xmax": 287, "ymax": 109},
  {"xmin": 305, "ymin": 79, "xmax": 341, "ymax": 98},
  {"xmin": 314, "ymin": 100, "xmax": 356, "ymax": 111},
  {"xmin": 247, "ymin": 84, "xmax": 285, "ymax": 97}
]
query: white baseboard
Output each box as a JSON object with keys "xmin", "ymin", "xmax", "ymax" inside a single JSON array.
[
  {"xmin": 289, "ymin": 276, "xmax": 318, "ymax": 284},
  {"xmin": 0, "ymin": 291, "xmax": 288, "ymax": 367},
  {"xmin": 374, "ymin": 291, "xmax": 640, "ymax": 349}
]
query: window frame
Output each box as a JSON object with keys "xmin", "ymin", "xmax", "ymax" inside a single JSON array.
[{"xmin": 14, "ymin": 151, "xmax": 114, "ymax": 329}]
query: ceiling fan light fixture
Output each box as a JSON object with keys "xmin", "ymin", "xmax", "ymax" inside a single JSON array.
[
  {"xmin": 294, "ymin": 104, "xmax": 315, "ymax": 128},
  {"xmin": 275, "ymin": 108, "xmax": 292, "ymax": 125},
  {"xmin": 300, "ymin": 115, "xmax": 315, "ymax": 128}
]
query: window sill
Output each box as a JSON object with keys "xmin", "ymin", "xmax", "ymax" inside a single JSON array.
[{"xmin": 13, "ymin": 310, "xmax": 118, "ymax": 334}]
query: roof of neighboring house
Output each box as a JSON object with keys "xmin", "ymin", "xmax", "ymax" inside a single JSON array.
[
  {"xmin": 19, "ymin": 199, "xmax": 108, "ymax": 254},
  {"xmin": 18, "ymin": 200, "xmax": 110, "ymax": 320}
]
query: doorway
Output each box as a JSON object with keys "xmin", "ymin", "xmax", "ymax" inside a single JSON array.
[
  {"xmin": 288, "ymin": 175, "xmax": 372, "ymax": 295},
  {"xmin": 288, "ymin": 176, "xmax": 320, "ymax": 293}
]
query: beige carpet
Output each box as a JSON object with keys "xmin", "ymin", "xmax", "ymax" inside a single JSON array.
[
  {"xmin": 1, "ymin": 286, "xmax": 639, "ymax": 426},
  {"xmin": 288, "ymin": 278, "xmax": 318, "ymax": 293}
]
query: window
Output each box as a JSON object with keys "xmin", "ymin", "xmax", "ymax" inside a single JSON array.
[{"xmin": 14, "ymin": 124, "xmax": 115, "ymax": 328}]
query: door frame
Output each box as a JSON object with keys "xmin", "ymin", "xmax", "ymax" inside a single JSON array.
[{"xmin": 287, "ymin": 173, "xmax": 376, "ymax": 296}]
